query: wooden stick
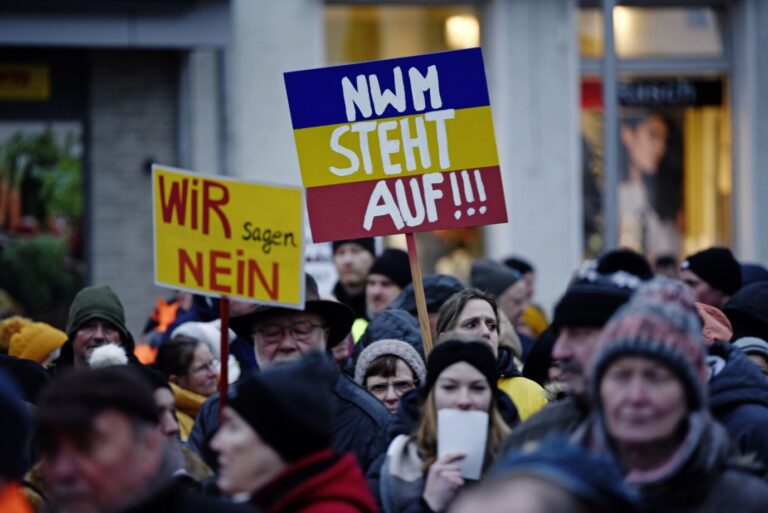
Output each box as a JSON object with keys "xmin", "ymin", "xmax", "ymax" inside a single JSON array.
[
  {"xmin": 405, "ymin": 233, "xmax": 433, "ymax": 356},
  {"xmin": 218, "ymin": 296, "xmax": 230, "ymax": 423}
]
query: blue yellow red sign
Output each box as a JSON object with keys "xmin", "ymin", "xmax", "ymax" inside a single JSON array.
[{"xmin": 284, "ymin": 48, "xmax": 507, "ymax": 242}]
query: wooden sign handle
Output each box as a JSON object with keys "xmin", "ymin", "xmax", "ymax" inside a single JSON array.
[
  {"xmin": 405, "ymin": 233, "xmax": 434, "ymax": 357},
  {"xmin": 218, "ymin": 296, "xmax": 230, "ymax": 423}
]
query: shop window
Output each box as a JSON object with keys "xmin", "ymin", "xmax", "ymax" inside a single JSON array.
[
  {"xmin": 581, "ymin": 76, "xmax": 731, "ymax": 262},
  {"xmin": 579, "ymin": 7, "xmax": 725, "ymax": 58},
  {"xmin": 325, "ymin": 4, "xmax": 481, "ymax": 280}
]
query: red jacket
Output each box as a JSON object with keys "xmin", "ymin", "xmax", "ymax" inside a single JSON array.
[{"xmin": 252, "ymin": 449, "xmax": 378, "ymax": 513}]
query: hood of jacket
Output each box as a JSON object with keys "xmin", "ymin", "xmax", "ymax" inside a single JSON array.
[{"xmin": 708, "ymin": 342, "xmax": 768, "ymax": 412}]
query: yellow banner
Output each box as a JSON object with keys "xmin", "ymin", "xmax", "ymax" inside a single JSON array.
[
  {"xmin": 152, "ymin": 165, "xmax": 305, "ymax": 307},
  {"xmin": 0, "ymin": 65, "xmax": 50, "ymax": 100},
  {"xmin": 293, "ymin": 105, "xmax": 499, "ymax": 187}
]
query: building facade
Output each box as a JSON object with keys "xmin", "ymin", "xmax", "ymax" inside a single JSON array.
[{"xmin": 0, "ymin": 0, "xmax": 766, "ymax": 332}]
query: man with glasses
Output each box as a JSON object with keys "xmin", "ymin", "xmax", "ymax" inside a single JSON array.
[{"xmin": 188, "ymin": 274, "xmax": 391, "ymax": 492}]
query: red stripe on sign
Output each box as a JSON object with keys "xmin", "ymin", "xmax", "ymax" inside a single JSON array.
[{"xmin": 306, "ymin": 166, "xmax": 508, "ymax": 242}]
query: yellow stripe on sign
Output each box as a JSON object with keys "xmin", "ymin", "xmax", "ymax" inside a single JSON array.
[{"xmin": 293, "ymin": 105, "xmax": 499, "ymax": 188}]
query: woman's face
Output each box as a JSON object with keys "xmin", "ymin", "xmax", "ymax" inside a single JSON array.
[
  {"xmin": 365, "ymin": 359, "xmax": 417, "ymax": 415},
  {"xmin": 600, "ymin": 356, "xmax": 687, "ymax": 447},
  {"xmin": 210, "ymin": 407, "xmax": 286, "ymax": 495},
  {"xmin": 622, "ymin": 114, "xmax": 669, "ymax": 175},
  {"xmin": 177, "ymin": 343, "xmax": 218, "ymax": 397},
  {"xmin": 453, "ymin": 299, "xmax": 499, "ymax": 356},
  {"xmin": 434, "ymin": 362, "xmax": 492, "ymax": 412}
]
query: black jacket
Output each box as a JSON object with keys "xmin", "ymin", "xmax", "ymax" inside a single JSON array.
[
  {"xmin": 117, "ymin": 478, "xmax": 254, "ymax": 513},
  {"xmin": 708, "ymin": 342, "xmax": 768, "ymax": 463},
  {"xmin": 188, "ymin": 364, "xmax": 392, "ymax": 479}
]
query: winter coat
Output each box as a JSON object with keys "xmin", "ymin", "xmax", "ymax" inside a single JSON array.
[
  {"xmin": 170, "ymin": 383, "xmax": 206, "ymax": 442},
  {"xmin": 378, "ymin": 435, "xmax": 430, "ymax": 513},
  {"xmin": 502, "ymin": 394, "xmax": 589, "ymax": 452},
  {"xmin": 188, "ymin": 365, "xmax": 391, "ymax": 481},
  {"xmin": 117, "ymin": 478, "xmax": 252, "ymax": 513},
  {"xmin": 708, "ymin": 342, "xmax": 768, "ymax": 463},
  {"xmin": 496, "ymin": 347, "xmax": 547, "ymax": 421},
  {"xmin": 252, "ymin": 448, "xmax": 377, "ymax": 513},
  {"xmin": 576, "ymin": 414, "xmax": 768, "ymax": 513}
]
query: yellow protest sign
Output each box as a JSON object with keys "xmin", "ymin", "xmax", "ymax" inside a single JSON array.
[{"xmin": 152, "ymin": 165, "xmax": 305, "ymax": 307}]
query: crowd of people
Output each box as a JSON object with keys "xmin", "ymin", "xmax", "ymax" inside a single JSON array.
[{"xmin": 2, "ymin": 238, "xmax": 768, "ymax": 513}]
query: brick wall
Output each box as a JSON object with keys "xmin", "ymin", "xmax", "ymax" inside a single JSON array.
[{"xmin": 89, "ymin": 50, "xmax": 179, "ymax": 337}]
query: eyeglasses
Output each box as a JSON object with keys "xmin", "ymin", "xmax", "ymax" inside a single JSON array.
[
  {"xmin": 368, "ymin": 380, "xmax": 416, "ymax": 397},
  {"xmin": 254, "ymin": 321, "xmax": 325, "ymax": 343}
]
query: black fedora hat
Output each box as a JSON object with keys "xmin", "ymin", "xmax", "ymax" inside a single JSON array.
[{"xmin": 230, "ymin": 274, "xmax": 354, "ymax": 346}]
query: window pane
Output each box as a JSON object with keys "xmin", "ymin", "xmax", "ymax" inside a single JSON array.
[
  {"xmin": 579, "ymin": 7, "xmax": 725, "ymax": 59},
  {"xmin": 581, "ymin": 76, "xmax": 731, "ymax": 262},
  {"xmin": 326, "ymin": 5, "xmax": 480, "ymax": 64}
]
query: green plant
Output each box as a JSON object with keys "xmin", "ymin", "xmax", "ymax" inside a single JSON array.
[{"xmin": 0, "ymin": 235, "xmax": 79, "ymax": 316}]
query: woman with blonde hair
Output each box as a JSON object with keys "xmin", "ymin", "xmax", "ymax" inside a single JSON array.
[{"xmin": 379, "ymin": 339, "xmax": 511, "ymax": 513}]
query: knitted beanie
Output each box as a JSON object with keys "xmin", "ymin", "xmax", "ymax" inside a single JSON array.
[
  {"xmin": 695, "ymin": 303, "xmax": 733, "ymax": 345},
  {"xmin": 681, "ymin": 247, "xmax": 742, "ymax": 295},
  {"xmin": 38, "ymin": 366, "xmax": 160, "ymax": 431},
  {"xmin": 552, "ymin": 262, "xmax": 642, "ymax": 329},
  {"xmin": 368, "ymin": 249, "xmax": 411, "ymax": 289},
  {"xmin": 227, "ymin": 352, "xmax": 334, "ymax": 462},
  {"xmin": 733, "ymin": 336, "xmax": 768, "ymax": 360},
  {"xmin": 722, "ymin": 282, "xmax": 768, "ymax": 341},
  {"xmin": 0, "ymin": 316, "xmax": 31, "ymax": 354},
  {"xmin": 426, "ymin": 340, "xmax": 498, "ymax": 393},
  {"xmin": 65, "ymin": 285, "xmax": 133, "ymax": 346},
  {"xmin": 503, "ymin": 256, "xmax": 534, "ymax": 275},
  {"xmin": 595, "ymin": 248, "xmax": 654, "ymax": 280},
  {"xmin": 332, "ymin": 238, "xmax": 376, "ymax": 257},
  {"xmin": 170, "ymin": 319, "xmax": 236, "ymax": 360},
  {"xmin": 9, "ymin": 322, "xmax": 67, "ymax": 364},
  {"xmin": 388, "ymin": 274, "xmax": 464, "ymax": 315},
  {"xmin": 590, "ymin": 283, "xmax": 708, "ymax": 411},
  {"xmin": 354, "ymin": 338, "xmax": 427, "ymax": 386},
  {"xmin": 470, "ymin": 259, "xmax": 521, "ymax": 298}
]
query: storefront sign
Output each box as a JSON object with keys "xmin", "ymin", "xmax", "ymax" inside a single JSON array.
[
  {"xmin": 0, "ymin": 65, "xmax": 50, "ymax": 100},
  {"xmin": 582, "ymin": 79, "xmax": 722, "ymax": 109},
  {"xmin": 152, "ymin": 165, "xmax": 305, "ymax": 307},
  {"xmin": 284, "ymin": 48, "xmax": 507, "ymax": 242}
]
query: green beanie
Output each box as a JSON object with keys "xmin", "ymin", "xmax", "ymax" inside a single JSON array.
[{"xmin": 66, "ymin": 286, "xmax": 133, "ymax": 347}]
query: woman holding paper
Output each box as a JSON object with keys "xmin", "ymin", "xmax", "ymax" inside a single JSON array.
[{"xmin": 379, "ymin": 339, "xmax": 510, "ymax": 513}]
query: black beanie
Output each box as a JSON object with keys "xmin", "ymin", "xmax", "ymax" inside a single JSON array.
[
  {"xmin": 369, "ymin": 249, "xmax": 412, "ymax": 289},
  {"xmin": 681, "ymin": 247, "xmax": 742, "ymax": 295},
  {"xmin": 552, "ymin": 264, "xmax": 642, "ymax": 329},
  {"xmin": 332, "ymin": 238, "xmax": 376, "ymax": 257},
  {"xmin": 227, "ymin": 352, "xmax": 334, "ymax": 462},
  {"xmin": 595, "ymin": 249, "xmax": 653, "ymax": 280},
  {"xmin": 426, "ymin": 340, "xmax": 498, "ymax": 393}
]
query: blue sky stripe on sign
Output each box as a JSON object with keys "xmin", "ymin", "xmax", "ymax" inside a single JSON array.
[{"xmin": 284, "ymin": 48, "xmax": 490, "ymax": 130}]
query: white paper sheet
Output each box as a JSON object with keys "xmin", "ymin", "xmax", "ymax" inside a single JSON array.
[{"xmin": 437, "ymin": 409, "xmax": 488, "ymax": 480}]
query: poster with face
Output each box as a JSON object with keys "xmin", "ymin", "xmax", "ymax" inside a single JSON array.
[{"xmin": 581, "ymin": 79, "xmax": 722, "ymax": 262}]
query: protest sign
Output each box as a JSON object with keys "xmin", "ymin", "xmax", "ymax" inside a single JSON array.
[
  {"xmin": 284, "ymin": 48, "xmax": 507, "ymax": 242},
  {"xmin": 152, "ymin": 165, "xmax": 305, "ymax": 308}
]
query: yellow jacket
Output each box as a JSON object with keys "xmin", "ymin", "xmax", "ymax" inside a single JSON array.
[
  {"xmin": 171, "ymin": 382, "xmax": 207, "ymax": 442},
  {"xmin": 498, "ymin": 376, "xmax": 548, "ymax": 421}
]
